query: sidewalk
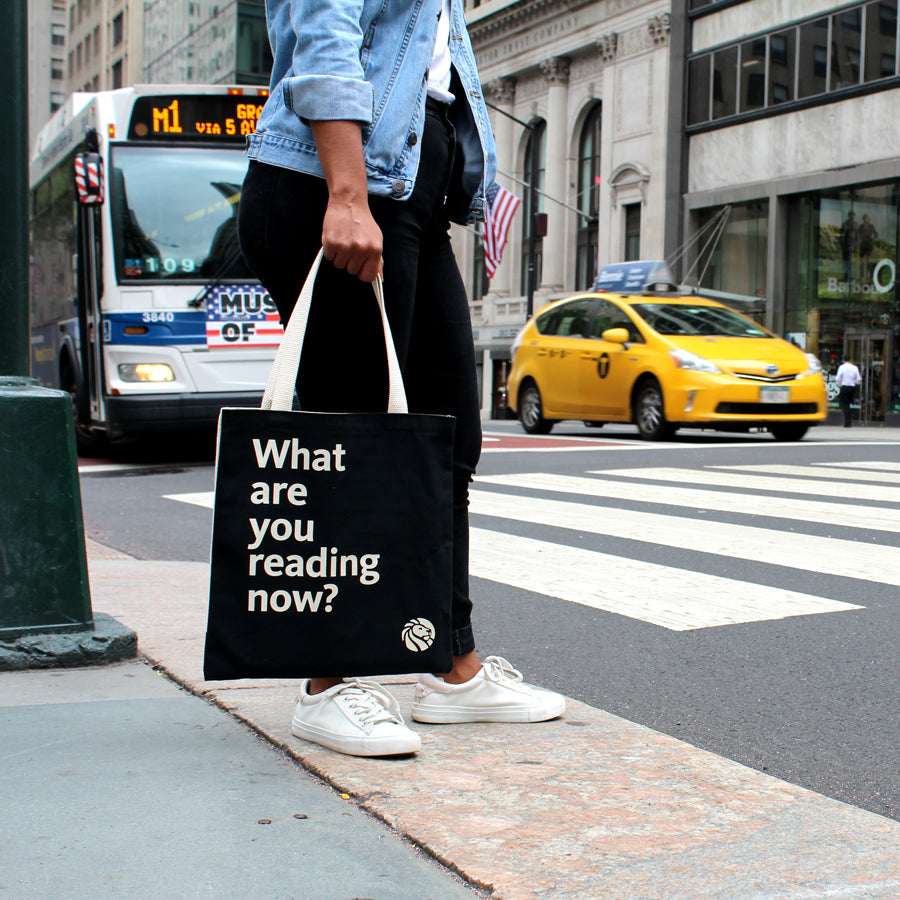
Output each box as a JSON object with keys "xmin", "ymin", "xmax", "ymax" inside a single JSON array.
[{"xmin": 3, "ymin": 545, "xmax": 900, "ymax": 899}]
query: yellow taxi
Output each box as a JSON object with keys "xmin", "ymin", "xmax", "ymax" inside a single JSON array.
[{"xmin": 506, "ymin": 262, "xmax": 828, "ymax": 441}]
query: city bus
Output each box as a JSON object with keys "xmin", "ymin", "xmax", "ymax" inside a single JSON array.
[{"xmin": 29, "ymin": 84, "xmax": 280, "ymax": 454}]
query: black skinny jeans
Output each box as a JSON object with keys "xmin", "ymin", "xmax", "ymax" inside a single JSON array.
[{"xmin": 237, "ymin": 101, "xmax": 480, "ymax": 656}]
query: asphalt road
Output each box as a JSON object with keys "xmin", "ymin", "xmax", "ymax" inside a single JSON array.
[{"xmin": 78, "ymin": 420, "xmax": 900, "ymax": 823}]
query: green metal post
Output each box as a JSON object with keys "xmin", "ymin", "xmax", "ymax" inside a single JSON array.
[{"xmin": 0, "ymin": 2, "xmax": 135, "ymax": 666}]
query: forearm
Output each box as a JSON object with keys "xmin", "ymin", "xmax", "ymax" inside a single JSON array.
[{"xmin": 310, "ymin": 120, "xmax": 383, "ymax": 282}]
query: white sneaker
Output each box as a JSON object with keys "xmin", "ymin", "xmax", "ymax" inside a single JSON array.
[
  {"xmin": 411, "ymin": 656, "xmax": 566, "ymax": 724},
  {"xmin": 291, "ymin": 679, "xmax": 422, "ymax": 757}
]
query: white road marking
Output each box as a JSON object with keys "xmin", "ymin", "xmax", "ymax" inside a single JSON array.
[
  {"xmin": 601, "ymin": 467, "xmax": 900, "ymax": 505},
  {"xmin": 817, "ymin": 461, "xmax": 900, "ymax": 472},
  {"xmin": 469, "ymin": 489, "xmax": 900, "ymax": 586},
  {"xmin": 469, "ymin": 528, "xmax": 860, "ymax": 631},
  {"xmin": 164, "ymin": 491, "xmax": 214, "ymax": 508},
  {"xmin": 716, "ymin": 464, "xmax": 900, "ymax": 484},
  {"xmin": 477, "ymin": 472, "xmax": 900, "ymax": 534}
]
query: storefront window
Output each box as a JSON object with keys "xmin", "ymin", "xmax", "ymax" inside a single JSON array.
[
  {"xmin": 693, "ymin": 200, "xmax": 768, "ymax": 319},
  {"xmin": 785, "ymin": 183, "xmax": 899, "ymax": 422}
]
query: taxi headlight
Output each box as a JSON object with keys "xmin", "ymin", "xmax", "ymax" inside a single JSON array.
[
  {"xmin": 118, "ymin": 363, "xmax": 176, "ymax": 383},
  {"xmin": 669, "ymin": 349, "xmax": 721, "ymax": 374},
  {"xmin": 804, "ymin": 353, "xmax": 823, "ymax": 375}
]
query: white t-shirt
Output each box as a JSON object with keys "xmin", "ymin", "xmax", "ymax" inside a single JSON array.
[{"xmin": 426, "ymin": 0, "xmax": 454, "ymax": 103}]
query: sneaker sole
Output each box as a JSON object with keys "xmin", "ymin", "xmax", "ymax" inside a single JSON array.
[
  {"xmin": 410, "ymin": 699, "xmax": 565, "ymax": 725},
  {"xmin": 291, "ymin": 719, "xmax": 421, "ymax": 756}
]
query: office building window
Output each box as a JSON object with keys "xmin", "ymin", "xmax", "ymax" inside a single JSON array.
[
  {"xmin": 112, "ymin": 58, "xmax": 123, "ymax": 89},
  {"xmin": 52, "ymin": 23, "xmax": 66, "ymax": 46},
  {"xmin": 112, "ymin": 13, "xmax": 124, "ymax": 47},
  {"xmin": 51, "ymin": 58, "xmax": 65, "ymax": 81},
  {"xmin": 624, "ymin": 203, "xmax": 641, "ymax": 260},
  {"xmin": 521, "ymin": 119, "xmax": 546, "ymax": 298},
  {"xmin": 575, "ymin": 103, "xmax": 601, "ymax": 290},
  {"xmin": 688, "ymin": 1, "xmax": 900, "ymax": 127}
]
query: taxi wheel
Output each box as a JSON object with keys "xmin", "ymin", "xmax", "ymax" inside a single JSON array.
[
  {"xmin": 519, "ymin": 382, "xmax": 554, "ymax": 434},
  {"xmin": 769, "ymin": 423, "xmax": 809, "ymax": 441},
  {"xmin": 634, "ymin": 380, "xmax": 674, "ymax": 441}
]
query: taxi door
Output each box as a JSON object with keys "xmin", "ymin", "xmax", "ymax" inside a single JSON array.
[
  {"xmin": 578, "ymin": 299, "xmax": 646, "ymax": 417},
  {"xmin": 532, "ymin": 298, "xmax": 596, "ymax": 415}
]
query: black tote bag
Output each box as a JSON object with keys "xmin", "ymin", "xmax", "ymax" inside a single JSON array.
[{"xmin": 203, "ymin": 251, "xmax": 455, "ymax": 680}]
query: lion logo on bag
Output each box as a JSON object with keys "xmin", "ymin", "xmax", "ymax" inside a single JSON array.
[{"xmin": 401, "ymin": 618, "xmax": 436, "ymax": 651}]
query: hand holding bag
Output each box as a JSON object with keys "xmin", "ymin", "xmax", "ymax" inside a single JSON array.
[{"xmin": 203, "ymin": 250, "xmax": 455, "ymax": 680}]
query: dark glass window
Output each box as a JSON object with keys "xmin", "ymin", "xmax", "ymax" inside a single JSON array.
[
  {"xmin": 575, "ymin": 103, "xmax": 602, "ymax": 291},
  {"xmin": 687, "ymin": 54, "xmax": 712, "ymax": 124},
  {"xmin": 797, "ymin": 19, "xmax": 830, "ymax": 98},
  {"xmin": 112, "ymin": 12, "xmax": 124, "ymax": 47},
  {"xmin": 769, "ymin": 30, "xmax": 795, "ymax": 103},
  {"xmin": 712, "ymin": 46, "xmax": 738, "ymax": 118},
  {"xmin": 740, "ymin": 37, "xmax": 767, "ymax": 111},
  {"xmin": 624, "ymin": 203, "xmax": 641, "ymax": 260},
  {"xmin": 865, "ymin": 0, "xmax": 898, "ymax": 80},
  {"xmin": 236, "ymin": 1, "xmax": 273, "ymax": 85},
  {"xmin": 831, "ymin": 8, "xmax": 863, "ymax": 89}
]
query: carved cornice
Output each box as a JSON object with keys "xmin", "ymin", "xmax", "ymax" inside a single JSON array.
[
  {"xmin": 648, "ymin": 13, "xmax": 671, "ymax": 44},
  {"xmin": 596, "ymin": 32, "xmax": 617, "ymax": 62},
  {"xmin": 485, "ymin": 76, "xmax": 518, "ymax": 105},
  {"xmin": 470, "ymin": 0, "xmax": 596, "ymax": 43},
  {"xmin": 540, "ymin": 56, "xmax": 571, "ymax": 85}
]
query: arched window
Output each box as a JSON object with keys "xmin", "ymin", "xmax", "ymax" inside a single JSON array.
[
  {"xmin": 521, "ymin": 118, "xmax": 546, "ymax": 304},
  {"xmin": 575, "ymin": 103, "xmax": 602, "ymax": 290}
]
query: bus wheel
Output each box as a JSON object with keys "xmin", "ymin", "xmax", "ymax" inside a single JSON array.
[
  {"xmin": 62, "ymin": 361, "xmax": 106, "ymax": 457},
  {"xmin": 519, "ymin": 382, "xmax": 554, "ymax": 434}
]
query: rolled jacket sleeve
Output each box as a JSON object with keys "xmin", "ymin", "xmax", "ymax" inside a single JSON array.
[{"xmin": 284, "ymin": 0, "xmax": 375, "ymax": 123}]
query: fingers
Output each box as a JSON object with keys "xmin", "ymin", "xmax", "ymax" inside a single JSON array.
[{"xmin": 321, "ymin": 202, "xmax": 384, "ymax": 283}]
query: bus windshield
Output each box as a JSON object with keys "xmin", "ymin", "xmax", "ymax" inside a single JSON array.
[{"xmin": 110, "ymin": 144, "xmax": 253, "ymax": 282}]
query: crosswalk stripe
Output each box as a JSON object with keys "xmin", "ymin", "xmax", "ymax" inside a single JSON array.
[
  {"xmin": 468, "ymin": 528, "xmax": 861, "ymax": 631},
  {"xmin": 597, "ymin": 467, "xmax": 900, "ymax": 505},
  {"xmin": 819, "ymin": 461, "xmax": 900, "ymax": 472},
  {"xmin": 470, "ymin": 489, "xmax": 900, "ymax": 586},
  {"xmin": 164, "ymin": 491, "xmax": 214, "ymax": 509},
  {"xmin": 477, "ymin": 472, "xmax": 900, "ymax": 534},
  {"xmin": 715, "ymin": 464, "xmax": 900, "ymax": 484}
]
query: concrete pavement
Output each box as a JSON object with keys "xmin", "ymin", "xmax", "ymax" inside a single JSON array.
[{"xmin": 6, "ymin": 540, "xmax": 896, "ymax": 899}]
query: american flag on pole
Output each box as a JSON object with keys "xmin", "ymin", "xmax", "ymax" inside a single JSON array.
[{"xmin": 483, "ymin": 182, "xmax": 521, "ymax": 279}]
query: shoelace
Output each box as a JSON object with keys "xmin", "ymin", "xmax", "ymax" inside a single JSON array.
[
  {"xmin": 481, "ymin": 655, "xmax": 525, "ymax": 685},
  {"xmin": 338, "ymin": 680, "xmax": 405, "ymax": 726}
]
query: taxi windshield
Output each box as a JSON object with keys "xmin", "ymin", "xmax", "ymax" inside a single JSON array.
[
  {"xmin": 110, "ymin": 144, "xmax": 253, "ymax": 282},
  {"xmin": 631, "ymin": 303, "xmax": 768, "ymax": 338}
]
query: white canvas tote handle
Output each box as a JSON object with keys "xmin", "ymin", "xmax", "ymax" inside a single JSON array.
[{"xmin": 261, "ymin": 248, "xmax": 408, "ymax": 414}]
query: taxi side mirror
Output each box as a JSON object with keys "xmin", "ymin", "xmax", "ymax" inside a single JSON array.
[{"xmin": 602, "ymin": 327, "xmax": 631, "ymax": 347}]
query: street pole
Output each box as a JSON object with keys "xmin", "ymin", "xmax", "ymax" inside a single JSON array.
[{"xmin": 0, "ymin": 2, "xmax": 134, "ymax": 667}]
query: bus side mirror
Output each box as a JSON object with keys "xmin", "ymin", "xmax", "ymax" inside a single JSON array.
[{"xmin": 75, "ymin": 152, "xmax": 104, "ymax": 205}]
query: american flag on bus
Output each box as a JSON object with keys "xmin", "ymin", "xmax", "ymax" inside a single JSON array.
[{"xmin": 483, "ymin": 182, "xmax": 521, "ymax": 278}]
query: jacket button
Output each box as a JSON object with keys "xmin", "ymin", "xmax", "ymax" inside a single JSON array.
[
  {"xmin": 391, "ymin": 179, "xmax": 405, "ymax": 194},
  {"xmin": 408, "ymin": 133, "xmax": 418, "ymax": 146}
]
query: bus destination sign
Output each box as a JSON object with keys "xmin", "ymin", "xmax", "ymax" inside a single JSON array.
[{"xmin": 128, "ymin": 95, "xmax": 264, "ymax": 142}]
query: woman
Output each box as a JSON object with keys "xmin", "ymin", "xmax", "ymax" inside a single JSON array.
[{"xmin": 237, "ymin": 0, "xmax": 565, "ymax": 757}]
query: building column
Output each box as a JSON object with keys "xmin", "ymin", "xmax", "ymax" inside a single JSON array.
[
  {"xmin": 540, "ymin": 57, "xmax": 571, "ymax": 292},
  {"xmin": 484, "ymin": 77, "xmax": 518, "ymax": 297}
]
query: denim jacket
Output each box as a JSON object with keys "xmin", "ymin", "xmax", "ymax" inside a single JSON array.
[{"xmin": 247, "ymin": 0, "xmax": 497, "ymax": 225}]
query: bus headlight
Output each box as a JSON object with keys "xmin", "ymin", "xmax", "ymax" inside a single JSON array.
[{"xmin": 118, "ymin": 363, "xmax": 176, "ymax": 383}]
